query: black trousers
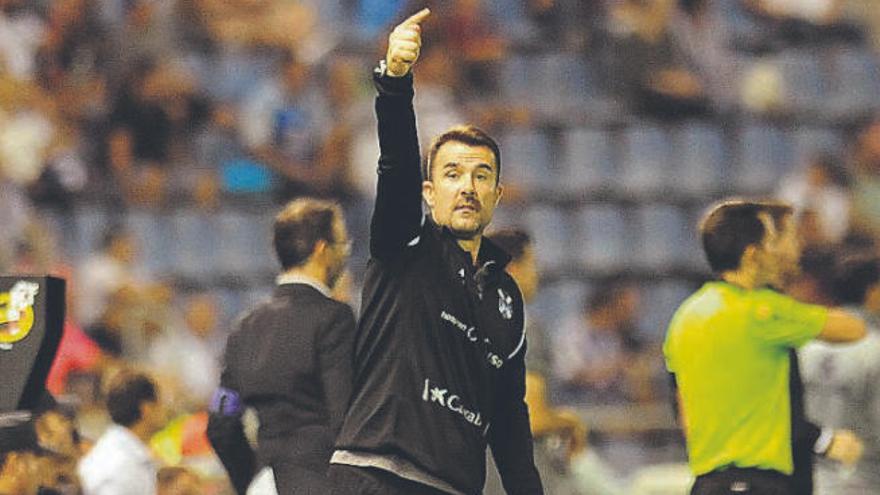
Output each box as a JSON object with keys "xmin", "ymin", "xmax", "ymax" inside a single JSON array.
[
  {"xmin": 691, "ymin": 467, "xmax": 793, "ymax": 495},
  {"xmin": 328, "ymin": 464, "xmax": 452, "ymax": 495}
]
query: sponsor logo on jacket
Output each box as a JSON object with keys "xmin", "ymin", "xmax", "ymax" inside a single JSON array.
[
  {"xmin": 440, "ymin": 310, "xmax": 504, "ymax": 368},
  {"xmin": 422, "ymin": 378, "xmax": 483, "ymax": 427}
]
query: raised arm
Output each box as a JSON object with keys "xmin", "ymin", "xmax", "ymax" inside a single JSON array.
[{"xmin": 370, "ymin": 9, "xmax": 432, "ymax": 258}]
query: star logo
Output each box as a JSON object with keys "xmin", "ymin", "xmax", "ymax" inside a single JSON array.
[{"xmin": 430, "ymin": 387, "xmax": 448, "ymax": 406}]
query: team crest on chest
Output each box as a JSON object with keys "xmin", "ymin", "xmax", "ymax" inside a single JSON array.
[{"xmin": 497, "ymin": 288, "xmax": 513, "ymax": 320}]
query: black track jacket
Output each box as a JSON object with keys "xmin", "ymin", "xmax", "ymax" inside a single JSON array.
[{"xmin": 333, "ymin": 70, "xmax": 543, "ymax": 495}]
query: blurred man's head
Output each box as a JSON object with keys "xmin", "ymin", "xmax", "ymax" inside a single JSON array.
[
  {"xmin": 833, "ymin": 253, "xmax": 880, "ymax": 308},
  {"xmin": 584, "ymin": 281, "xmax": 640, "ymax": 331},
  {"xmin": 486, "ymin": 228, "xmax": 538, "ymax": 301},
  {"xmin": 101, "ymin": 225, "xmax": 137, "ymax": 264},
  {"xmin": 183, "ymin": 294, "xmax": 218, "ymax": 339},
  {"xmin": 787, "ymin": 245, "xmax": 837, "ymax": 305},
  {"xmin": 106, "ymin": 372, "xmax": 164, "ymax": 439},
  {"xmin": 273, "ymin": 199, "xmax": 350, "ymax": 288},
  {"xmin": 422, "ymin": 126, "xmax": 503, "ymax": 241},
  {"xmin": 700, "ymin": 199, "xmax": 799, "ymax": 287}
]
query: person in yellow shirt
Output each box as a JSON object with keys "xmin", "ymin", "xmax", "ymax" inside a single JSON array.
[{"xmin": 664, "ymin": 199, "xmax": 865, "ymax": 495}]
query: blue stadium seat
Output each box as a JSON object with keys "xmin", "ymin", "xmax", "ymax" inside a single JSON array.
[
  {"xmin": 619, "ymin": 125, "xmax": 672, "ymax": 196},
  {"xmin": 485, "ymin": 0, "xmax": 536, "ymax": 42},
  {"xmin": 169, "ymin": 211, "xmax": 217, "ymax": 281},
  {"xmin": 559, "ymin": 127, "xmax": 615, "ymax": 193},
  {"xmin": 575, "ymin": 204, "xmax": 630, "ymax": 272},
  {"xmin": 779, "ymin": 51, "xmax": 825, "ymax": 114},
  {"xmin": 735, "ymin": 123, "xmax": 792, "ymax": 193},
  {"xmin": 638, "ymin": 281, "xmax": 696, "ymax": 340},
  {"xmin": 72, "ymin": 207, "xmax": 110, "ymax": 261},
  {"xmin": 535, "ymin": 54, "xmax": 600, "ymax": 111},
  {"xmin": 673, "ymin": 123, "xmax": 726, "ymax": 196},
  {"xmin": 789, "ymin": 126, "xmax": 843, "ymax": 171},
  {"xmin": 499, "ymin": 128, "xmax": 555, "ymax": 193},
  {"xmin": 499, "ymin": 54, "xmax": 533, "ymax": 101},
  {"xmin": 829, "ymin": 48, "xmax": 880, "ymax": 114},
  {"xmin": 524, "ymin": 205, "xmax": 571, "ymax": 271},
  {"xmin": 634, "ymin": 204, "xmax": 690, "ymax": 270},
  {"xmin": 531, "ymin": 279, "xmax": 589, "ymax": 337},
  {"xmin": 125, "ymin": 210, "xmax": 169, "ymax": 274},
  {"xmin": 215, "ymin": 210, "xmax": 275, "ymax": 279}
]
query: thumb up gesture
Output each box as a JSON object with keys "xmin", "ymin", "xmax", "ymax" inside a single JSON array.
[{"xmin": 385, "ymin": 8, "xmax": 431, "ymax": 77}]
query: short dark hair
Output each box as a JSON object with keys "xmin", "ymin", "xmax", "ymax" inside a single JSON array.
[
  {"xmin": 106, "ymin": 372, "xmax": 157, "ymax": 427},
  {"xmin": 487, "ymin": 228, "xmax": 531, "ymax": 261},
  {"xmin": 699, "ymin": 199, "xmax": 793, "ymax": 274},
  {"xmin": 273, "ymin": 199, "xmax": 342, "ymax": 270},
  {"xmin": 798, "ymin": 245, "xmax": 838, "ymax": 299},
  {"xmin": 833, "ymin": 253, "xmax": 880, "ymax": 305},
  {"xmin": 425, "ymin": 125, "xmax": 502, "ymax": 183}
]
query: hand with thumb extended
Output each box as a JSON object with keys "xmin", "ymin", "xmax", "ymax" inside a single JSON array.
[{"xmin": 385, "ymin": 8, "xmax": 431, "ymax": 77}]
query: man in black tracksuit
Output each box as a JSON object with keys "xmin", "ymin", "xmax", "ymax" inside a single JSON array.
[{"xmin": 329, "ymin": 9, "xmax": 543, "ymax": 495}]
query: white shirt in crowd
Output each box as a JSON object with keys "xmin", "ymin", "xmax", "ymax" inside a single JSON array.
[{"xmin": 78, "ymin": 424, "xmax": 157, "ymax": 495}]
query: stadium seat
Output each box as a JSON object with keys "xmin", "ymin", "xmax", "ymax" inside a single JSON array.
[
  {"xmin": 524, "ymin": 205, "xmax": 572, "ymax": 271},
  {"xmin": 126, "ymin": 210, "xmax": 169, "ymax": 274},
  {"xmin": 672, "ymin": 122, "xmax": 726, "ymax": 197},
  {"xmin": 499, "ymin": 128, "xmax": 555, "ymax": 193},
  {"xmin": 72, "ymin": 207, "xmax": 110, "ymax": 261},
  {"xmin": 779, "ymin": 50, "xmax": 826, "ymax": 115},
  {"xmin": 559, "ymin": 127, "xmax": 615, "ymax": 194},
  {"xmin": 620, "ymin": 125, "xmax": 671, "ymax": 196},
  {"xmin": 169, "ymin": 211, "xmax": 217, "ymax": 281},
  {"xmin": 575, "ymin": 204, "xmax": 630, "ymax": 272},
  {"xmin": 735, "ymin": 123, "xmax": 792, "ymax": 193},
  {"xmin": 634, "ymin": 204, "xmax": 690, "ymax": 271},
  {"xmin": 638, "ymin": 281, "xmax": 696, "ymax": 340},
  {"xmin": 789, "ymin": 126, "xmax": 843, "ymax": 170}
]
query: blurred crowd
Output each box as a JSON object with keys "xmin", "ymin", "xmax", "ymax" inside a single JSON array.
[{"xmin": 3, "ymin": 0, "xmax": 880, "ymax": 493}]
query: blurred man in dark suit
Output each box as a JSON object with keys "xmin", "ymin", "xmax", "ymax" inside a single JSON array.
[{"xmin": 207, "ymin": 198, "xmax": 355, "ymax": 494}]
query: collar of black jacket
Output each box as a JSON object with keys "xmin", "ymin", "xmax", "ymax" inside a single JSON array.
[{"xmin": 426, "ymin": 216, "xmax": 512, "ymax": 272}]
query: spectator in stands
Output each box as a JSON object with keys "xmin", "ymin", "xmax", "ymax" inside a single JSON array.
[
  {"xmin": 845, "ymin": 0, "xmax": 880, "ymax": 52},
  {"xmin": 238, "ymin": 50, "xmax": 344, "ymax": 199},
  {"xmin": 36, "ymin": 0, "xmax": 109, "ymax": 123},
  {"xmin": 429, "ymin": 0, "xmax": 507, "ymax": 96},
  {"xmin": 553, "ymin": 280, "xmax": 656, "ymax": 403},
  {"xmin": 741, "ymin": 0, "xmax": 863, "ymax": 46},
  {"xmin": 606, "ymin": 0, "xmax": 712, "ymax": 119},
  {"xmin": 778, "ymin": 151, "xmax": 852, "ymax": 245},
  {"xmin": 0, "ymin": 0, "xmax": 45, "ymax": 81},
  {"xmin": 76, "ymin": 224, "xmax": 143, "ymax": 329},
  {"xmin": 148, "ymin": 293, "xmax": 223, "ymax": 409},
  {"xmin": 850, "ymin": 118, "xmax": 880, "ymax": 240},
  {"xmin": 669, "ymin": 0, "xmax": 739, "ymax": 112},
  {"xmin": 78, "ymin": 371, "xmax": 166, "ymax": 495},
  {"xmin": 800, "ymin": 253, "xmax": 880, "ymax": 494},
  {"xmin": 107, "ymin": 58, "xmax": 209, "ymax": 206},
  {"xmin": 0, "ymin": 411, "xmax": 64, "ymax": 495}
]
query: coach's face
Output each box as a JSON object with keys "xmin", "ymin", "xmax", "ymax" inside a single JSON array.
[{"xmin": 423, "ymin": 141, "xmax": 503, "ymax": 240}]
